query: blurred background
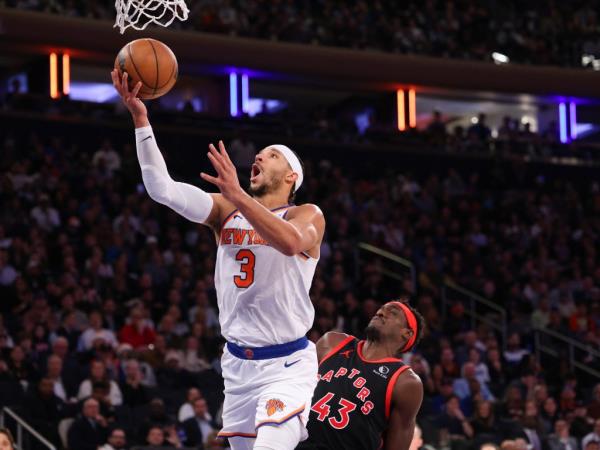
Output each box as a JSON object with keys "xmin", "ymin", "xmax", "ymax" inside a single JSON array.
[{"xmin": 0, "ymin": 1, "xmax": 599, "ymax": 450}]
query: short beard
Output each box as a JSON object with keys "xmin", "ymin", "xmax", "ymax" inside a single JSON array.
[
  {"xmin": 248, "ymin": 183, "xmax": 269, "ymax": 198},
  {"xmin": 365, "ymin": 325, "xmax": 381, "ymax": 342},
  {"xmin": 248, "ymin": 172, "xmax": 284, "ymax": 199}
]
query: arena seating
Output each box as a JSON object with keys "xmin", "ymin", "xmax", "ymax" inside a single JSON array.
[
  {"xmin": 4, "ymin": 0, "xmax": 600, "ymax": 69},
  {"xmin": 1, "ymin": 94, "xmax": 599, "ymax": 449}
]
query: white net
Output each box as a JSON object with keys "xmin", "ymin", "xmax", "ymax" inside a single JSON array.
[{"xmin": 114, "ymin": 0, "xmax": 189, "ymax": 34}]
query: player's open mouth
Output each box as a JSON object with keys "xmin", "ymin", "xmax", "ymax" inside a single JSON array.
[{"xmin": 250, "ymin": 164, "xmax": 262, "ymax": 181}]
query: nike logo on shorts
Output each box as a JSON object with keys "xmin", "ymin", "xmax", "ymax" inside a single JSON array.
[
  {"xmin": 284, "ymin": 359, "xmax": 301, "ymax": 368},
  {"xmin": 141, "ymin": 136, "xmax": 153, "ymax": 142}
]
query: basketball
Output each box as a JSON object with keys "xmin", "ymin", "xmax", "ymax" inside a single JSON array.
[{"xmin": 114, "ymin": 38, "xmax": 178, "ymax": 100}]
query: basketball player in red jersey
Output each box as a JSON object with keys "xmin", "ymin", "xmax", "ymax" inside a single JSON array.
[{"xmin": 296, "ymin": 300, "xmax": 425, "ymax": 450}]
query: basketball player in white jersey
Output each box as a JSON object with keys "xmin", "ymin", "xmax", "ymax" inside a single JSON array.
[{"xmin": 111, "ymin": 71, "xmax": 325, "ymax": 450}]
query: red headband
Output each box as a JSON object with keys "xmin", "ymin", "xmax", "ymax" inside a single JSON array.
[{"xmin": 388, "ymin": 301, "xmax": 418, "ymax": 352}]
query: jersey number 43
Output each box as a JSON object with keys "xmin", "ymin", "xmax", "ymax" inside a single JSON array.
[{"xmin": 311, "ymin": 393, "xmax": 357, "ymax": 430}]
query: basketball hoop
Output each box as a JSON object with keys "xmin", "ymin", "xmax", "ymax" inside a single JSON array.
[{"xmin": 114, "ymin": 0, "xmax": 189, "ymax": 34}]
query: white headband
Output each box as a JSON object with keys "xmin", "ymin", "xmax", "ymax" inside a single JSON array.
[{"xmin": 270, "ymin": 144, "xmax": 303, "ymax": 192}]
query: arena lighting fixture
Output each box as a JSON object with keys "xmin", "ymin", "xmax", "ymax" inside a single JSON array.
[
  {"xmin": 62, "ymin": 54, "xmax": 70, "ymax": 96},
  {"xmin": 69, "ymin": 82, "xmax": 119, "ymax": 103},
  {"xmin": 241, "ymin": 74, "xmax": 249, "ymax": 114},
  {"xmin": 559, "ymin": 102, "xmax": 568, "ymax": 144},
  {"xmin": 492, "ymin": 52, "xmax": 510, "ymax": 64},
  {"xmin": 569, "ymin": 102, "xmax": 577, "ymax": 140},
  {"xmin": 229, "ymin": 72, "xmax": 238, "ymax": 117},
  {"xmin": 581, "ymin": 54, "xmax": 600, "ymax": 70},
  {"xmin": 408, "ymin": 89, "xmax": 416, "ymax": 128},
  {"xmin": 49, "ymin": 53, "xmax": 59, "ymax": 99},
  {"xmin": 396, "ymin": 90, "xmax": 406, "ymax": 131}
]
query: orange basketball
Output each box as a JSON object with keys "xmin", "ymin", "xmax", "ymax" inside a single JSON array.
[{"xmin": 114, "ymin": 38, "xmax": 178, "ymax": 100}]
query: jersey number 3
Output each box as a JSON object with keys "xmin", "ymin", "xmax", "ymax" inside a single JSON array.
[
  {"xmin": 311, "ymin": 392, "xmax": 356, "ymax": 430},
  {"xmin": 234, "ymin": 249, "xmax": 255, "ymax": 288}
]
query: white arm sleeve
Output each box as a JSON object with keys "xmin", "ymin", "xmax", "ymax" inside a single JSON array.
[{"xmin": 135, "ymin": 126, "xmax": 214, "ymax": 223}]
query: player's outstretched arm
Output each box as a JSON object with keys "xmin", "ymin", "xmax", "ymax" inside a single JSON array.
[
  {"xmin": 111, "ymin": 70, "xmax": 224, "ymax": 228},
  {"xmin": 201, "ymin": 141, "xmax": 325, "ymax": 256},
  {"xmin": 385, "ymin": 371, "xmax": 423, "ymax": 450}
]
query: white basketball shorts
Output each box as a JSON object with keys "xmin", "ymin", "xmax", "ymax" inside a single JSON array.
[{"xmin": 217, "ymin": 340, "xmax": 318, "ymax": 443}]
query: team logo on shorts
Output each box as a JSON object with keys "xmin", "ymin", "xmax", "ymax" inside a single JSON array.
[{"xmin": 266, "ymin": 399, "xmax": 285, "ymax": 416}]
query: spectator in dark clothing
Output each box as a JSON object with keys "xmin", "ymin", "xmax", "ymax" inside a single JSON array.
[
  {"xmin": 427, "ymin": 110, "xmax": 447, "ymax": 144},
  {"xmin": 135, "ymin": 425, "xmax": 180, "ymax": 449},
  {"xmin": 430, "ymin": 377, "xmax": 456, "ymax": 415},
  {"xmin": 54, "ymin": 310, "xmax": 83, "ymax": 351},
  {"xmin": 438, "ymin": 395, "xmax": 474, "ymax": 444},
  {"xmin": 45, "ymin": 353, "xmax": 79, "ymax": 402},
  {"xmin": 471, "ymin": 400, "xmax": 501, "ymax": 444},
  {"xmin": 45, "ymin": 336, "xmax": 82, "ymax": 398},
  {"xmin": 88, "ymin": 380, "xmax": 117, "ymax": 421},
  {"xmin": 7, "ymin": 345, "xmax": 36, "ymax": 385},
  {"xmin": 100, "ymin": 427, "xmax": 128, "ymax": 450},
  {"xmin": 138, "ymin": 398, "xmax": 172, "ymax": 444},
  {"xmin": 570, "ymin": 404, "xmax": 594, "ymax": 442},
  {"xmin": 513, "ymin": 400, "xmax": 545, "ymax": 450},
  {"xmin": 541, "ymin": 397, "xmax": 561, "ymax": 436},
  {"xmin": 68, "ymin": 397, "xmax": 109, "ymax": 450},
  {"xmin": 156, "ymin": 350, "xmax": 192, "ymax": 390},
  {"xmin": 588, "ymin": 385, "xmax": 600, "ymax": 420},
  {"xmin": 547, "ymin": 419, "xmax": 579, "ymax": 450},
  {"xmin": 501, "ymin": 385, "xmax": 526, "ymax": 422},
  {"xmin": 181, "ymin": 397, "xmax": 217, "ymax": 449},
  {"xmin": 468, "ymin": 113, "xmax": 491, "ymax": 142},
  {"xmin": 24, "ymin": 378, "xmax": 68, "ymax": 447},
  {"xmin": 120, "ymin": 359, "xmax": 151, "ymax": 407}
]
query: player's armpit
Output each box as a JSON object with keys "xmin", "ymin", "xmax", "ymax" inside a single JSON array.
[
  {"xmin": 205, "ymin": 193, "xmax": 236, "ymax": 232},
  {"xmin": 384, "ymin": 371, "xmax": 423, "ymax": 450},
  {"xmin": 285, "ymin": 204, "xmax": 326, "ymax": 257}
]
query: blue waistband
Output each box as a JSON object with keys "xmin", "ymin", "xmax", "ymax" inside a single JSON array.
[{"xmin": 226, "ymin": 337, "xmax": 308, "ymax": 360}]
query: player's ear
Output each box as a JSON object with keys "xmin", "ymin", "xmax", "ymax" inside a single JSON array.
[
  {"xmin": 402, "ymin": 328, "xmax": 414, "ymax": 340},
  {"xmin": 286, "ymin": 171, "xmax": 298, "ymax": 185}
]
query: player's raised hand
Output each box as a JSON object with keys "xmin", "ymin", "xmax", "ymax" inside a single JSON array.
[
  {"xmin": 110, "ymin": 69, "xmax": 147, "ymax": 120},
  {"xmin": 201, "ymin": 140, "xmax": 245, "ymax": 203}
]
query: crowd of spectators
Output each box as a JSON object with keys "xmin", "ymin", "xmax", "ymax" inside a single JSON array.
[
  {"xmin": 3, "ymin": 82, "xmax": 599, "ymax": 166},
  {"xmin": 0, "ymin": 95, "xmax": 600, "ymax": 450},
  {"xmin": 4, "ymin": 0, "xmax": 600, "ymax": 69}
]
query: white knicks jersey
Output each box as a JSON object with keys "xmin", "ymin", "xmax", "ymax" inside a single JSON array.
[{"xmin": 215, "ymin": 205, "xmax": 318, "ymax": 347}]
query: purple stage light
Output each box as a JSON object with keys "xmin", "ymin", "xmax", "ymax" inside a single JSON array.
[
  {"xmin": 229, "ymin": 73, "xmax": 238, "ymax": 117},
  {"xmin": 569, "ymin": 102, "xmax": 577, "ymax": 140},
  {"xmin": 241, "ymin": 74, "xmax": 249, "ymax": 114},
  {"xmin": 559, "ymin": 102, "xmax": 568, "ymax": 144}
]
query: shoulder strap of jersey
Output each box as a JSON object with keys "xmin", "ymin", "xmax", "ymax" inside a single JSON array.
[
  {"xmin": 319, "ymin": 335, "xmax": 356, "ymax": 365},
  {"xmin": 384, "ymin": 365, "xmax": 411, "ymax": 419},
  {"xmin": 222, "ymin": 209, "xmax": 239, "ymax": 227},
  {"xmin": 222, "ymin": 205, "xmax": 293, "ymax": 228}
]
